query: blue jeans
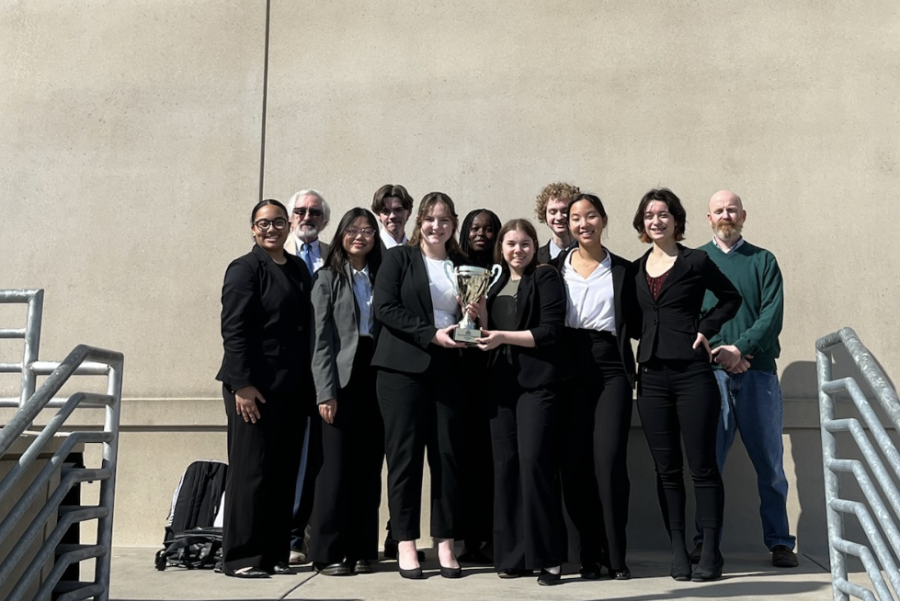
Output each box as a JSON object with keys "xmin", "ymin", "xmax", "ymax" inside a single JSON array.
[{"xmin": 694, "ymin": 369, "xmax": 795, "ymax": 550}]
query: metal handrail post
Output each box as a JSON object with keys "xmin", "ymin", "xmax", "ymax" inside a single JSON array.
[
  {"xmin": 21, "ymin": 289, "xmax": 43, "ymax": 408},
  {"xmin": 94, "ymin": 358, "xmax": 123, "ymax": 601},
  {"xmin": 818, "ymin": 339, "xmax": 848, "ymax": 601}
]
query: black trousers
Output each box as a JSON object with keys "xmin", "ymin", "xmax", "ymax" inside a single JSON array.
[
  {"xmin": 637, "ymin": 358, "xmax": 724, "ymax": 532},
  {"xmin": 560, "ymin": 329, "xmax": 633, "ymax": 570},
  {"xmin": 221, "ymin": 385, "xmax": 305, "ymax": 574},
  {"xmin": 460, "ymin": 349, "xmax": 493, "ymax": 547},
  {"xmin": 490, "ymin": 361, "xmax": 562, "ymax": 570},
  {"xmin": 377, "ymin": 348, "xmax": 463, "ymax": 540},
  {"xmin": 308, "ymin": 337, "xmax": 383, "ymax": 564}
]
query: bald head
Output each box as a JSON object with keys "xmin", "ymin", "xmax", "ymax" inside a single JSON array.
[
  {"xmin": 708, "ymin": 190, "xmax": 746, "ymax": 246},
  {"xmin": 710, "ymin": 190, "xmax": 743, "ymax": 212}
]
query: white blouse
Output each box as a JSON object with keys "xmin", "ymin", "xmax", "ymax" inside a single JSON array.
[
  {"xmin": 562, "ymin": 250, "xmax": 616, "ymax": 333},
  {"xmin": 423, "ymin": 256, "xmax": 459, "ymax": 328}
]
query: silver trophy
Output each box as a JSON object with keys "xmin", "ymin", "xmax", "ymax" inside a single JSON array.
[{"xmin": 443, "ymin": 262, "xmax": 503, "ymax": 344}]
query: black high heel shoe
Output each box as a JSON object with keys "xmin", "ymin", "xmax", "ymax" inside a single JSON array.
[
  {"xmin": 398, "ymin": 565, "xmax": 424, "ymax": 580},
  {"xmin": 440, "ymin": 565, "xmax": 462, "ymax": 579}
]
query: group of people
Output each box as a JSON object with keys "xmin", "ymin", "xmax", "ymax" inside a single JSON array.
[{"xmin": 214, "ymin": 181, "xmax": 798, "ymax": 585}]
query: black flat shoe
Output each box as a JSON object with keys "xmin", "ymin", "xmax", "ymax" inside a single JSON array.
[
  {"xmin": 229, "ymin": 567, "xmax": 270, "ymax": 579},
  {"xmin": 610, "ymin": 567, "xmax": 632, "ymax": 580},
  {"xmin": 537, "ymin": 569, "xmax": 561, "ymax": 586},
  {"xmin": 440, "ymin": 565, "xmax": 462, "ymax": 579},
  {"xmin": 580, "ymin": 562, "xmax": 602, "ymax": 580},
  {"xmin": 398, "ymin": 566, "xmax": 424, "ymax": 580},
  {"xmin": 498, "ymin": 568, "xmax": 532, "ymax": 578},
  {"xmin": 272, "ymin": 562, "xmax": 293, "ymax": 575},
  {"xmin": 352, "ymin": 559, "xmax": 372, "ymax": 574},
  {"xmin": 458, "ymin": 549, "xmax": 492, "ymax": 564},
  {"xmin": 692, "ymin": 554, "xmax": 724, "ymax": 582},
  {"xmin": 314, "ymin": 562, "xmax": 352, "ymax": 576}
]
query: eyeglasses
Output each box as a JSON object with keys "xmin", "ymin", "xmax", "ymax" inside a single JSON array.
[
  {"xmin": 379, "ymin": 207, "xmax": 408, "ymax": 215},
  {"xmin": 345, "ymin": 227, "xmax": 377, "ymax": 238},
  {"xmin": 254, "ymin": 218, "xmax": 288, "ymax": 230},
  {"xmin": 294, "ymin": 208, "xmax": 323, "ymax": 218}
]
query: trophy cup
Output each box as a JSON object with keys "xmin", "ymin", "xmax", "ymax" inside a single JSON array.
[{"xmin": 443, "ymin": 262, "xmax": 503, "ymax": 344}]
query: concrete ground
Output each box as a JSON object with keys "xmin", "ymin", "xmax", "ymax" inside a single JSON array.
[{"xmin": 109, "ymin": 547, "xmax": 835, "ymax": 601}]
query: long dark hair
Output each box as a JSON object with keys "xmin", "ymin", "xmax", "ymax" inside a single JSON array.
[
  {"xmin": 323, "ymin": 208, "xmax": 382, "ymax": 281},
  {"xmin": 494, "ymin": 218, "xmax": 540, "ymax": 275},
  {"xmin": 458, "ymin": 208, "xmax": 502, "ymax": 267}
]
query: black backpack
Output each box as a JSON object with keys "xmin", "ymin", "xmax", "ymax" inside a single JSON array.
[{"xmin": 154, "ymin": 460, "xmax": 228, "ymax": 571}]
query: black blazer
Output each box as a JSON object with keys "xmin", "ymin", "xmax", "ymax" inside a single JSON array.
[
  {"xmin": 552, "ymin": 247, "xmax": 638, "ymax": 388},
  {"xmin": 485, "ymin": 265, "xmax": 567, "ymax": 389},
  {"xmin": 371, "ymin": 245, "xmax": 464, "ymax": 374},
  {"xmin": 537, "ymin": 239, "xmax": 576, "ymax": 265},
  {"xmin": 216, "ymin": 244, "xmax": 313, "ymax": 395},
  {"xmin": 634, "ymin": 245, "xmax": 741, "ymax": 363}
]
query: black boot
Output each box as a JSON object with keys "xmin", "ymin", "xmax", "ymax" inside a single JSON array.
[
  {"xmin": 669, "ymin": 529, "xmax": 692, "ymax": 581},
  {"xmin": 692, "ymin": 527, "xmax": 724, "ymax": 581}
]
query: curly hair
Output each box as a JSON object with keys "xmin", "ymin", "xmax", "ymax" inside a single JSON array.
[{"xmin": 534, "ymin": 182, "xmax": 581, "ymax": 224}]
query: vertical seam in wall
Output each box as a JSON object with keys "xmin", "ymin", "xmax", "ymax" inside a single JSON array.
[{"xmin": 258, "ymin": 0, "xmax": 271, "ymax": 203}]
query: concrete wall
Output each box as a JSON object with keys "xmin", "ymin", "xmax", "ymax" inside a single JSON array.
[{"xmin": 3, "ymin": 0, "xmax": 900, "ymax": 555}]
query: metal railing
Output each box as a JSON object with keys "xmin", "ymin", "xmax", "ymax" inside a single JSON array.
[
  {"xmin": 817, "ymin": 327, "xmax": 900, "ymax": 601},
  {"xmin": 0, "ymin": 289, "xmax": 123, "ymax": 601}
]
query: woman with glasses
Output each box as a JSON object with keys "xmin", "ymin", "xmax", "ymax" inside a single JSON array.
[
  {"xmin": 631, "ymin": 188, "xmax": 741, "ymax": 582},
  {"xmin": 307, "ymin": 208, "xmax": 384, "ymax": 576},
  {"xmin": 216, "ymin": 199, "xmax": 314, "ymax": 578},
  {"xmin": 372, "ymin": 192, "xmax": 467, "ymax": 579}
]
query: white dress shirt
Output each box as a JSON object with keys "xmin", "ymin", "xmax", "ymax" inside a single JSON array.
[
  {"xmin": 562, "ymin": 250, "xmax": 616, "ymax": 333},
  {"xmin": 351, "ymin": 265, "xmax": 375, "ymax": 337},
  {"xmin": 423, "ymin": 256, "xmax": 458, "ymax": 328},
  {"xmin": 380, "ymin": 228, "xmax": 408, "ymax": 249}
]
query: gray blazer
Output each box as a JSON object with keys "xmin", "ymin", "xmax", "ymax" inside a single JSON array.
[{"xmin": 311, "ymin": 264, "xmax": 379, "ymax": 404}]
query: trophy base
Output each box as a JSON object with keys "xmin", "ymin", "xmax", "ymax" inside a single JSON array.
[{"xmin": 453, "ymin": 327, "xmax": 482, "ymax": 345}]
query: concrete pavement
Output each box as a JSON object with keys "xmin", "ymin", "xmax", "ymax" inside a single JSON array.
[{"xmin": 109, "ymin": 547, "xmax": 834, "ymax": 601}]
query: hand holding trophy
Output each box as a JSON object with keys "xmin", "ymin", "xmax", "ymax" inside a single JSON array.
[{"xmin": 443, "ymin": 262, "xmax": 502, "ymax": 344}]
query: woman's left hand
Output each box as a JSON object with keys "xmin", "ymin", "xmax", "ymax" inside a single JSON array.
[
  {"xmin": 693, "ymin": 332, "xmax": 712, "ymax": 361},
  {"xmin": 475, "ymin": 330, "xmax": 505, "ymax": 351},
  {"xmin": 319, "ymin": 399, "xmax": 337, "ymax": 424}
]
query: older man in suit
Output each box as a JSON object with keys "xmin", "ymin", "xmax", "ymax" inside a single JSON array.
[
  {"xmin": 284, "ymin": 188, "xmax": 330, "ymax": 565},
  {"xmin": 285, "ymin": 189, "xmax": 331, "ymax": 274}
]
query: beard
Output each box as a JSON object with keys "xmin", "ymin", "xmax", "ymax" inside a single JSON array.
[
  {"xmin": 715, "ymin": 220, "xmax": 743, "ymax": 243},
  {"xmin": 296, "ymin": 224, "xmax": 319, "ymax": 241}
]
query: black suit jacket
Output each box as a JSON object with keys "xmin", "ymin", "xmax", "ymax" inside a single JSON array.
[
  {"xmin": 634, "ymin": 245, "xmax": 741, "ymax": 363},
  {"xmin": 537, "ymin": 239, "xmax": 577, "ymax": 265},
  {"xmin": 371, "ymin": 245, "xmax": 465, "ymax": 374},
  {"xmin": 216, "ymin": 244, "xmax": 314, "ymax": 395},
  {"xmin": 552, "ymin": 247, "xmax": 638, "ymax": 387},
  {"xmin": 485, "ymin": 265, "xmax": 567, "ymax": 389}
]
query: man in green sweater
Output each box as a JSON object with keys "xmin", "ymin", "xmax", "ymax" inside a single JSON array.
[{"xmin": 691, "ymin": 190, "xmax": 798, "ymax": 568}]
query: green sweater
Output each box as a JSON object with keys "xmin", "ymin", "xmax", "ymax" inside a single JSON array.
[{"xmin": 700, "ymin": 239, "xmax": 784, "ymax": 373}]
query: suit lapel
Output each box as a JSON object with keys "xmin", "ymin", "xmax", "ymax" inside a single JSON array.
[
  {"xmin": 610, "ymin": 254, "xmax": 626, "ymax": 325},
  {"xmin": 253, "ymin": 244, "xmax": 303, "ymax": 313},
  {"xmin": 654, "ymin": 247, "xmax": 689, "ymax": 301},
  {"xmin": 409, "ymin": 248, "xmax": 436, "ymax": 324},
  {"xmin": 515, "ymin": 272, "xmax": 534, "ymax": 330}
]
